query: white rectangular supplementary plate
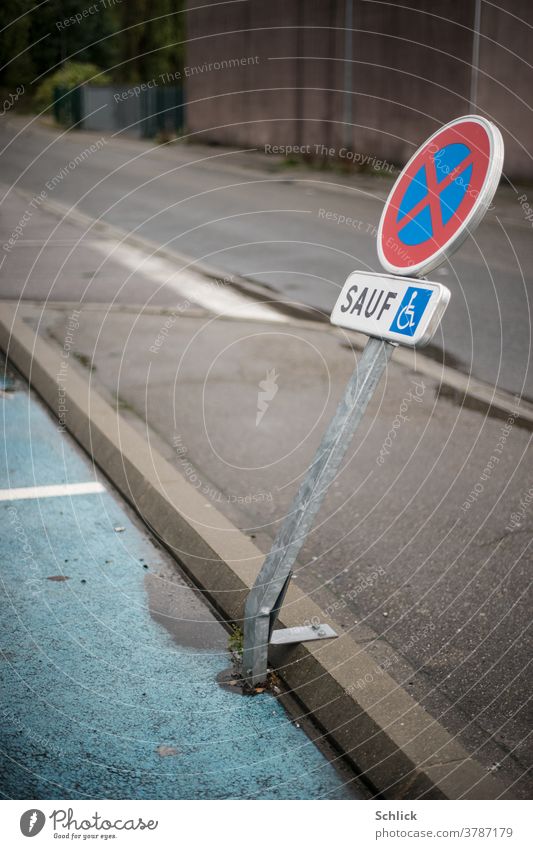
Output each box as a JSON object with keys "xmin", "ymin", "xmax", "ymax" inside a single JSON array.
[{"xmin": 330, "ymin": 270, "xmax": 451, "ymax": 347}]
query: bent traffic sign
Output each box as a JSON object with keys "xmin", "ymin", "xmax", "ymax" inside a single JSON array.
[
  {"xmin": 244, "ymin": 116, "xmax": 501, "ymax": 685},
  {"xmin": 331, "ymin": 271, "xmax": 450, "ymax": 347},
  {"xmin": 378, "ymin": 115, "xmax": 504, "ymax": 277}
]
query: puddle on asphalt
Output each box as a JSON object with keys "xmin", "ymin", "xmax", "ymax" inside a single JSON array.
[
  {"xmin": 436, "ymin": 383, "xmax": 533, "ymax": 430},
  {"xmin": 144, "ymin": 571, "xmax": 228, "ymax": 652},
  {"xmin": 144, "ymin": 569, "xmax": 277, "ymax": 695},
  {"xmin": 216, "ymin": 667, "xmax": 248, "ymax": 695}
]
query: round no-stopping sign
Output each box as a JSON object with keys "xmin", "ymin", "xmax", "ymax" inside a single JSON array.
[{"xmin": 377, "ymin": 115, "xmax": 504, "ymax": 277}]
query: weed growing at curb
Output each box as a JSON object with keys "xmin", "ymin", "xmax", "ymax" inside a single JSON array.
[{"xmin": 228, "ymin": 625, "xmax": 244, "ymax": 658}]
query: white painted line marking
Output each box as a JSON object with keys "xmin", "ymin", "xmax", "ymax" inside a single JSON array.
[
  {"xmin": 0, "ymin": 481, "xmax": 105, "ymax": 502},
  {"xmin": 91, "ymin": 240, "xmax": 290, "ymax": 323}
]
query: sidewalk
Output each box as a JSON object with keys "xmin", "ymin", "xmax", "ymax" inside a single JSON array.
[
  {"xmin": 0, "ymin": 357, "xmax": 361, "ymax": 800},
  {"xmin": 0, "ymin": 191, "xmax": 530, "ymax": 798}
]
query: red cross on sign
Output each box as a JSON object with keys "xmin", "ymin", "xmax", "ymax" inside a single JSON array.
[{"xmin": 377, "ymin": 116, "xmax": 504, "ymax": 277}]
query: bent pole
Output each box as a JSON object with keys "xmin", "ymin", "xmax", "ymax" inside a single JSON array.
[{"xmin": 242, "ymin": 336, "xmax": 396, "ymax": 685}]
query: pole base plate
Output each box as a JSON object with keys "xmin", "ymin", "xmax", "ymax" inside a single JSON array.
[{"xmin": 270, "ymin": 624, "xmax": 337, "ymax": 645}]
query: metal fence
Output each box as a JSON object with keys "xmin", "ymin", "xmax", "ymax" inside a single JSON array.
[{"xmin": 53, "ymin": 85, "xmax": 184, "ymax": 138}]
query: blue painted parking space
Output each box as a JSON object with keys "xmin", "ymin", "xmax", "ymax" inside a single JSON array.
[{"xmin": 0, "ymin": 363, "xmax": 360, "ymax": 800}]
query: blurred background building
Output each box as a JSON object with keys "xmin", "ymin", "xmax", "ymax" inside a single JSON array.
[
  {"xmin": 185, "ymin": 0, "xmax": 533, "ymax": 180},
  {"xmin": 1, "ymin": 1, "xmax": 531, "ymax": 179}
]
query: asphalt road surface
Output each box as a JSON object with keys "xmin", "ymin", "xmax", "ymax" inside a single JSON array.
[{"xmin": 0, "ymin": 116, "xmax": 532, "ymax": 398}]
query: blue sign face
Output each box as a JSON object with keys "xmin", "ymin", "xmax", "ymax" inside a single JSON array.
[
  {"xmin": 396, "ymin": 143, "xmax": 474, "ymax": 246},
  {"xmin": 389, "ymin": 286, "xmax": 433, "ymax": 337}
]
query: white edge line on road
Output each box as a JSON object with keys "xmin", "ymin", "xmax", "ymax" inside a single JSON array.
[
  {"xmin": 90, "ymin": 239, "xmax": 291, "ymax": 324},
  {"xmin": 0, "ymin": 481, "xmax": 105, "ymax": 501}
]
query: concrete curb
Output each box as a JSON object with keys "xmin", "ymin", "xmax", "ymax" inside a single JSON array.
[{"xmin": 0, "ymin": 301, "xmax": 514, "ymax": 800}]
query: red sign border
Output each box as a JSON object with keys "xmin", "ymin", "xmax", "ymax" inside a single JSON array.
[{"xmin": 377, "ymin": 115, "xmax": 504, "ymax": 278}]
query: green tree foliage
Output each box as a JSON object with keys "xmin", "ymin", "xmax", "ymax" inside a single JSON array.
[
  {"xmin": 115, "ymin": 0, "xmax": 185, "ymax": 83},
  {"xmin": 0, "ymin": 1, "xmax": 34, "ymax": 90},
  {"xmin": 0, "ymin": 0, "xmax": 185, "ymax": 99},
  {"xmin": 33, "ymin": 61, "xmax": 110, "ymax": 113},
  {"xmin": 29, "ymin": 0, "xmax": 119, "ymax": 84}
]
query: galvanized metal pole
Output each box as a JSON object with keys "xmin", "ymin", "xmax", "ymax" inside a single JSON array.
[
  {"xmin": 243, "ymin": 336, "xmax": 395, "ymax": 685},
  {"xmin": 469, "ymin": 0, "xmax": 482, "ymax": 113},
  {"xmin": 343, "ymin": 0, "xmax": 353, "ymax": 149}
]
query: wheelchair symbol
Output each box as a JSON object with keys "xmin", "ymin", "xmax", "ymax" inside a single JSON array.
[
  {"xmin": 389, "ymin": 285, "xmax": 433, "ymax": 337},
  {"xmin": 395, "ymin": 291, "xmax": 418, "ymax": 331}
]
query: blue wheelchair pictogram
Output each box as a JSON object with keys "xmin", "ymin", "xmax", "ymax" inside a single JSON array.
[
  {"xmin": 389, "ymin": 286, "xmax": 433, "ymax": 336},
  {"xmin": 396, "ymin": 143, "xmax": 473, "ymax": 246}
]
